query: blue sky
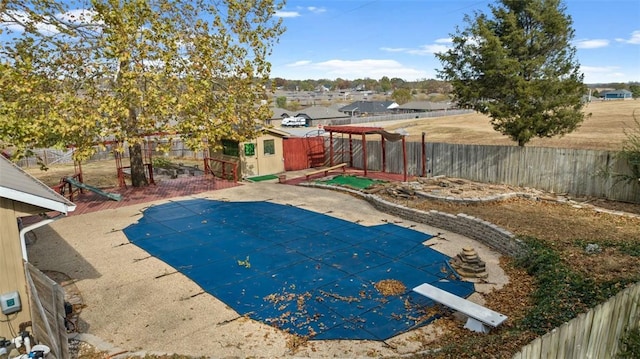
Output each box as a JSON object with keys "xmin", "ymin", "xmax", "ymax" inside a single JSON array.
[{"xmin": 270, "ymin": 0, "xmax": 640, "ymax": 84}]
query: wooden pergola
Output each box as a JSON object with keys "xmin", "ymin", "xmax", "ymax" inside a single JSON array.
[{"xmin": 322, "ymin": 125, "xmax": 408, "ymax": 181}]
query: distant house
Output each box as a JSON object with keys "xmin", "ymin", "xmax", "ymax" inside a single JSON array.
[
  {"xmin": 600, "ymin": 89, "xmax": 633, "ymax": 100},
  {"xmin": 337, "ymin": 90, "xmax": 351, "ymax": 100},
  {"xmin": 294, "ymin": 106, "xmax": 350, "ymax": 125},
  {"xmin": 339, "ymin": 101, "xmax": 399, "ymax": 116},
  {"xmin": 266, "ymin": 107, "xmax": 296, "ymax": 127},
  {"xmin": 395, "ymin": 101, "xmax": 455, "ymax": 113}
]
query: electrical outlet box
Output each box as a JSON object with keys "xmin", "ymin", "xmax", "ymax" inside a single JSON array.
[{"xmin": 0, "ymin": 291, "xmax": 21, "ymax": 315}]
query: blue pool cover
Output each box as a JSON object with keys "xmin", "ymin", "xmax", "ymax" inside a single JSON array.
[{"xmin": 123, "ymin": 198, "xmax": 475, "ymax": 340}]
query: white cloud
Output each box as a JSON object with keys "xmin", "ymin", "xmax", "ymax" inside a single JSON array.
[
  {"xmin": 59, "ymin": 9, "xmax": 99, "ymax": 27},
  {"xmin": 307, "ymin": 7, "xmax": 326, "ymax": 14},
  {"xmin": 275, "ymin": 11, "xmax": 301, "ymax": 18},
  {"xmin": 381, "ymin": 43, "xmax": 449, "ymax": 55},
  {"xmin": 379, "ymin": 47, "xmax": 408, "ymax": 53},
  {"xmin": 0, "ymin": 8, "xmax": 100, "ymax": 36},
  {"xmin": 280, "ymin": 59, "xmax": 429, "ymax": 80},
  {"xmin": 406, "ymin": 44, "xmax": 450, "ymax": 55},
  {"xmin": 435, "ymin": 38, "xmax": 452, "ymax": 44},
  {"xmin": 286, "ymin": 60, "xmax": 312, "ymax": 67},
  {"xmin": 575, "ymin": 39, "xmax": 609, "ymax": 49},
  {"xmin": 580, "ymin": 65, "xmax": 628, "ymax": 83},
  {"xmin": 581, "ymin": 65, "xmax": 620, "ymax": 74},
  {"xmin": 0, "ymin": 10, "xmax": 30, "ymax": 32},
  {"xmin": 615, "ymin": 30, "xmax": 640, "ymax": 44},
  {"xmin": 0, "ymin": 10, "xmax": 58, "ymax": 34}
]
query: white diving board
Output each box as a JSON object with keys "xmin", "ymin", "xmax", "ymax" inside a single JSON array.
[{"xmin": 413, "ymin": 283, "xmax": 508, "ymax": 333}]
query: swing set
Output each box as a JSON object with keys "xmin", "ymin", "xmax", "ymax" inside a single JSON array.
[
  {"xmin": 113, "ymin": 139, "xmax": 156, "ymax": 188},
  {"xmin": 322, "ymin": 125, "xmax": 408, "ymax": 181}
]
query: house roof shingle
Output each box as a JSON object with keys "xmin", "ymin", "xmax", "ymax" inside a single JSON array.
[
  {"xmin": 338, "ymin": 101, "xmax": 398, "ymax": 114},
  {"xmin": 603, "ymin": 89, "xmax": 632, "ymax": 95},
  {"xmin": 0, "ymin": 155, "xmax": 76, "ymax": 214},
  {"xmin": 270, "ymin": 107, "xmax": 295, "ymax": 119},
  {"xmin": 296, "ymin": 106, "xmax": 350, "ymax": 120},
  {"xmin": 397, "ymin": 101, "xmax": 452, "ymax": 111}
]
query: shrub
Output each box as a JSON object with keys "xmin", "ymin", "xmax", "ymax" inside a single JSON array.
[
  {"xmin": 618, "ymin": 326, "xmax": 640, "ymax": 358},
  {"xmin": 152, "ymin": 157, "xmax": 173, "ymax": 169},
  {"xmin": 515, "ymin": 237, "xmax": 632, "ymax": 335}
]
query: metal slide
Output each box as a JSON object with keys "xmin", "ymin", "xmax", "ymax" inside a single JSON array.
[{"xmin": 64, "ymin": 177, "xmax": 122, "ymax": 201}]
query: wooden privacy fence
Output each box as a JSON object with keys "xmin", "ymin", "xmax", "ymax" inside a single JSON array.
[
  {"xmin": 25, "ymin": 262, "xmax": 68, "ymax": 359},
  {"xmin": 327, "ymin": 138, "xmax": 640, "ymax": 203},
  {"xmin": 15, "ymin": 140, "xmax": 205, "ymax": 168},
  {"xmin": 14, "ymin": 137, "xmax": 640, "ymax": 202},
  {"xmin": 513, "ymin": 283, "xmax": 640, "ymax": 358}
]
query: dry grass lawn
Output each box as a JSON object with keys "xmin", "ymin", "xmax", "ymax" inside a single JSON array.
[
  {"xmin": 24, "ymin": 158, "xmax": 203, "ymax": 189},
  {"xmin": 386, "ymin": 100, "xmax": 640, "ymax": 150}
]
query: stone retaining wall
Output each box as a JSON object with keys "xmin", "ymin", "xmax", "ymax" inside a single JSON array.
[{"xmin": 301, "ymin": 183, "xmax": 526, "ymax": 257}]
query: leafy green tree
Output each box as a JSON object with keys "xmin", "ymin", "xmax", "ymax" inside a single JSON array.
[
  {"xmin": 0, "ymin": 0, "xmax": 284, "ymax": 186},
  {"xmin": 436, "ymin": 0, "xmax": 587, "ymax": 146},
  {"xmin": 418, "ymin": 79, "xmax": 451, "ymax": 94},
  {"xmin": 391, "ymin": 88, "xmax": 412, "ymax": 104},
  {"xmin": 363, "ymin": 78, "xmax": 378, "ymax": 92},
  {"xmin": 630, "ymin": 84, "xmax": 640, "ymax": 99},
  {"xmin": 390, "ymin": 77, "xmax": 405, "ymax": 89},
  {"xmin": 275, "ymin": 96, "xmax": 287, "ymax": 108},
  {"xmin": 299, "ymin": 80, "xmax": 315, "ymax": 92},
  {"xmin": 335, "ymin": 78, "xmax": 350, "ymax": 90},
  {"xmin": 379, "ymin": 76, "xmax": 392, "ymax": 93},
  {"xmin": 273, "ymin": 77, "xmax": 288, "ymax": 89},
  {"xmin": 287, "ymin": 101, "xmax": 302, "ymax": 111}
]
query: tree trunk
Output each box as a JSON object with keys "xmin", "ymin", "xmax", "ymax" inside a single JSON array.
[
  {"xmin": 129, "ymin": 143, "xmax": 148, "ymax": 187},
  {"xmin": 125, "ymin": 102, "xmax": 148, "ymax": 187}
]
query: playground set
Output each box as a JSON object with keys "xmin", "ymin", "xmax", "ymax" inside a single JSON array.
[
  {"xmin": 113, "ymin": 141, "xmax": 156, "ymax": 188},
  {"xmin": 50, "ymin": 161, "xmax": 122, "ymax": 202},
  {"xmin": 50, "ymin": 138, "xmax": 244, "ymax": 202}
]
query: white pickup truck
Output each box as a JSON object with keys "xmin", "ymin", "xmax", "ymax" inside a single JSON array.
[{"xmin": 281, "ymin": 116, "xmax": 307, "ymax": 127}]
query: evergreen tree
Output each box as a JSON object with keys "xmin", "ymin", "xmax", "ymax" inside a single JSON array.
[
  {"xmin": 437, "ymin": 0, "xmax": 587, "ymax": 146},
  {"xmin": 630, "ymin": 84, "xmax": 640, "ymax": 99}
]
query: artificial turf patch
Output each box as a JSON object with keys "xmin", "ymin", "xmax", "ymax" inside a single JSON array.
[
  {"xmin": 247, "ymin": 174, "xmax": 279, "ymax": 182},
  {"xmin": 319, "ymin": 174, "xmax": 386, "ymax": 189}
]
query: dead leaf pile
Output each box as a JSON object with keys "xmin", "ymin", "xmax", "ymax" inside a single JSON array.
[{"xmin": 374, "ymin": 279, "xmax": 406, "ymax": 296}]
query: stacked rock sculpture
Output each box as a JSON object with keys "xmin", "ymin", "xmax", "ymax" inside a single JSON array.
[{"xmin": 449, "ymin": 247, "xmax": 488, "ymax": 279}]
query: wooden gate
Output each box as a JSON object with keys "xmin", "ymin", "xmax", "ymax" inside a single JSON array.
[
  {"xmin": 283, "ymin": 137, "xmax": 325, "ymax": 170},
  {"xmin": 25, "ymin": 262, "xmax": 68, "ymax": 359}
]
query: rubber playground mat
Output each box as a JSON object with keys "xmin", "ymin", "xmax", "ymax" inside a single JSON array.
[{"xmin": 123, "ymin": 198, "xmax": 475, "ymax": 340}]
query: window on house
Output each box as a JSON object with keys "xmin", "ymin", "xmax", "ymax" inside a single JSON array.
[{"xmin": 263, "ymin": 139, "xmax": 275, "ymax": 155}]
